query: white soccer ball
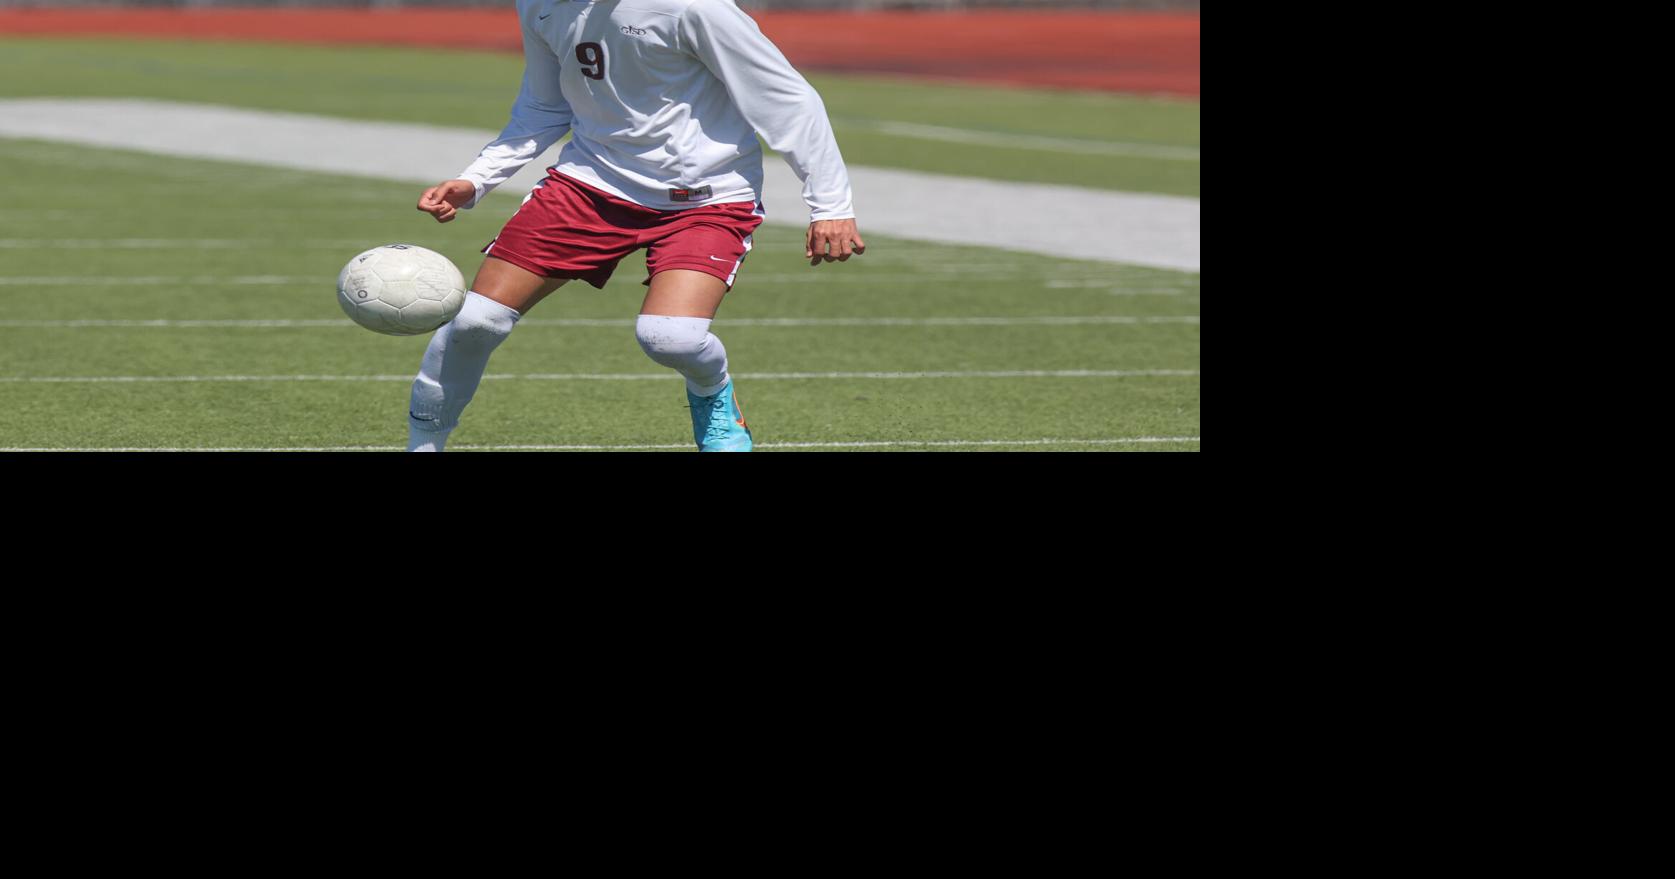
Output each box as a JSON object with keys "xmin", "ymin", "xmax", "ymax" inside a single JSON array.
[{"xmin": 336, "ymin": 244, "xmax": 467, "ymax": 336}]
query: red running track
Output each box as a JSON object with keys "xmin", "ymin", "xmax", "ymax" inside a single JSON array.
[{"xmin": 0, "ymin": 8, "xmax": 1199, "ymax": 96}]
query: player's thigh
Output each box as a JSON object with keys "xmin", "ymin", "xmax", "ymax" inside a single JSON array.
[
  {"xmin": 641, "ymin": 269, "xmax": 729, "ymax": 319},
  {"xmin": 471, "ymin": 256, "xmax": 569, "ymax": 315},
  {"xmin": 641, "ymin": 212, "xmax": 758, "ymax": 318}
]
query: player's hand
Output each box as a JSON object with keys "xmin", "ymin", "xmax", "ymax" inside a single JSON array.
[
  {"xmin": 417, "ymin": 179, "xmax": 475, "ymax": 224},
  {"xmin": 806, "ymin": 219, "xmax": 866, "ymax": 266}
]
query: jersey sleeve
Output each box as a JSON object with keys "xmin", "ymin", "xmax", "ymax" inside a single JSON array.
[
  {"xmin": 678, "ymin": 0, "xmax": 856, "ymax": 222},
  {"xmin": 456, "ymin": 26, "xmax": 575, "ymax": 209}
]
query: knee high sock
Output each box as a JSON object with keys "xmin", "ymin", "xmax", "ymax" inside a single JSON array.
[
  {"xmin": 407, "ymin": 292, "xmax": 521, "ymax": 452},
  {"xmin": 635, "ymin": 315, "xmax": 730, "ymax": 397}
]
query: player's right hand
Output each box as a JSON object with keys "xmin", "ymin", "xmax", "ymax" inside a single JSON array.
[{"xmin": 417, "ymin": 180, "xmax": 476, "ymax": 224}]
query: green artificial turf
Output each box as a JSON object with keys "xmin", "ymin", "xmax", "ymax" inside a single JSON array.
[{"xmin": 0, "ymin": 139, "xmax": 1199, "ymax": 451}]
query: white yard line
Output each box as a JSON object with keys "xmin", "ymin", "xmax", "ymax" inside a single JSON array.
[
  {"xmin": 0, "ymin": 437, "xmax": 1200, "ymax": 452},
  {"xmin": 0, "ymin": 369, "xmax": 1198, "ymax": 384},
  {"xmin": 0, "ymin": 276, "xmax": 316, "ymax": 286},
  {"xmin": 735, "ymin": 437, "xmax": 1199, "ymax": 449},
  {"xmin": 0, "ymin": 319, "xmax": 352, "ymax": 327},
  {"xmin": 734, "ymin": 370, "xmax": 1199, "ymax": 379},
  {"xmin": 1047, "ymin": 279, "xmax": 1194, "ymax": 288},
  {"xmin": 0, "ymin": 239, "xmax": 241, "ymax": 249},
  {"xmin": 0, "ymin": 239, "xmax": 416, "ymax": 250},
  {"xmin": 0, "ymin": 98, "xmax": 1199, "ymax": 271},
  {"xmin": 0, "ymin": 315, "xmax": 1199, "ymax": 328},
  {"xmin": 556, "ymin": 315, "xmax": 1199, "ymax": 327},
  {"xmin": 842, "ymin": 119, "xmax": 1201, "ymax": 161},
  {"xmin": 0, "ymin": 273, "xmax": 1197, "ymax": 289},
  {"xmin": 1044, "ymin": 280, "xmax": 1197, "ymax": 296}
]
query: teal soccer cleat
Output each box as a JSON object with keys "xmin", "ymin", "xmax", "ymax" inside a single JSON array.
[{"xmin": 688, "ymin": 381, "xmax": 753, "ymax": 452}]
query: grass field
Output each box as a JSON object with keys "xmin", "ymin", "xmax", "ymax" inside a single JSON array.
[{"xmin": 0, "ymin": 37, "xmax": 1199, "ymax": 452}]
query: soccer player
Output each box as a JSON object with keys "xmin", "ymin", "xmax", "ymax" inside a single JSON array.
[{"xmin": 409, "ymin": 0, "xmax": 864, "ymax": 452}]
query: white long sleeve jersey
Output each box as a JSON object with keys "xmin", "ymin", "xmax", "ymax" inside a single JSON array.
[{"xmin": 458, "ymin": 0, "xmax": 855, "ymax": 221}]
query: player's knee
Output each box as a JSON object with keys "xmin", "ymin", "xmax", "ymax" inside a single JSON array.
[
  {"xmin": 636, "ymin": 314, "xmax": 710, "ymax": 367},
  {"xmin": 449, "ymin": 291, "xmax": 521, "ymax": 347}
]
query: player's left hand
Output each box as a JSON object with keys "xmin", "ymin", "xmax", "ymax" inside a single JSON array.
[{"xmin": 806, "ymin": 219, "xmax": 866, "ymax": 266}]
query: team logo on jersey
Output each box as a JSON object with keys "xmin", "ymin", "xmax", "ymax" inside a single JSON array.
[
  {"xmin": 620, "ymin": 25, "xmax": 647, "ymax": 36},
  {"xmin": 669, "ymin": 185, "xmax": 713, "ymax": 202}
]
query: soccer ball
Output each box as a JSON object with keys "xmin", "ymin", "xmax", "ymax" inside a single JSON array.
[{"xmin": 336, "ymin": 244, "xmax": 467, "ymax": 336}]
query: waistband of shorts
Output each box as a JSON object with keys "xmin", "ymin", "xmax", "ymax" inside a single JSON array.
[{"xmin": 546, "ymin": 167, "xmax": 759, "ymax": 216}]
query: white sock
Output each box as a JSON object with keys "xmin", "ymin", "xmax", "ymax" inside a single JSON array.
[
  {"xmin": 635, "ymin": 314, "xmax": 730, "ymax": 396},
  {"xmin": 408, "ymin": 292, "xmax": 522, "ymax": 452}
]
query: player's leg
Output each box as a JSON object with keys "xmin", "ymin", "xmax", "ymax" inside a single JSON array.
[
  {"xmin": 406, "ymin": 257, "xmax": 566, "ymax": 453},
  {"xmin": 472, "ymin": 255, "xmax": 571, "ymax": 315},
  {"xmin": 407, "ymin": 171, "xmax": 636, "ymax": 452},
  {"xmin": 639, "ymin": 268, "xmax": 731, "ymax": 393},
  {"xmin": 637, "ymin": 204, "xmax": 762, "ymax": 452},
  {"xmin": 637, "ymin": 269, "xmax": 752, "ymax": 452}
]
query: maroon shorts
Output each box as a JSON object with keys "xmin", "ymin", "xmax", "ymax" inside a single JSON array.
[{"xmin": 483, "ymin": 169, "xmax": 765, "ymax": 290}]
